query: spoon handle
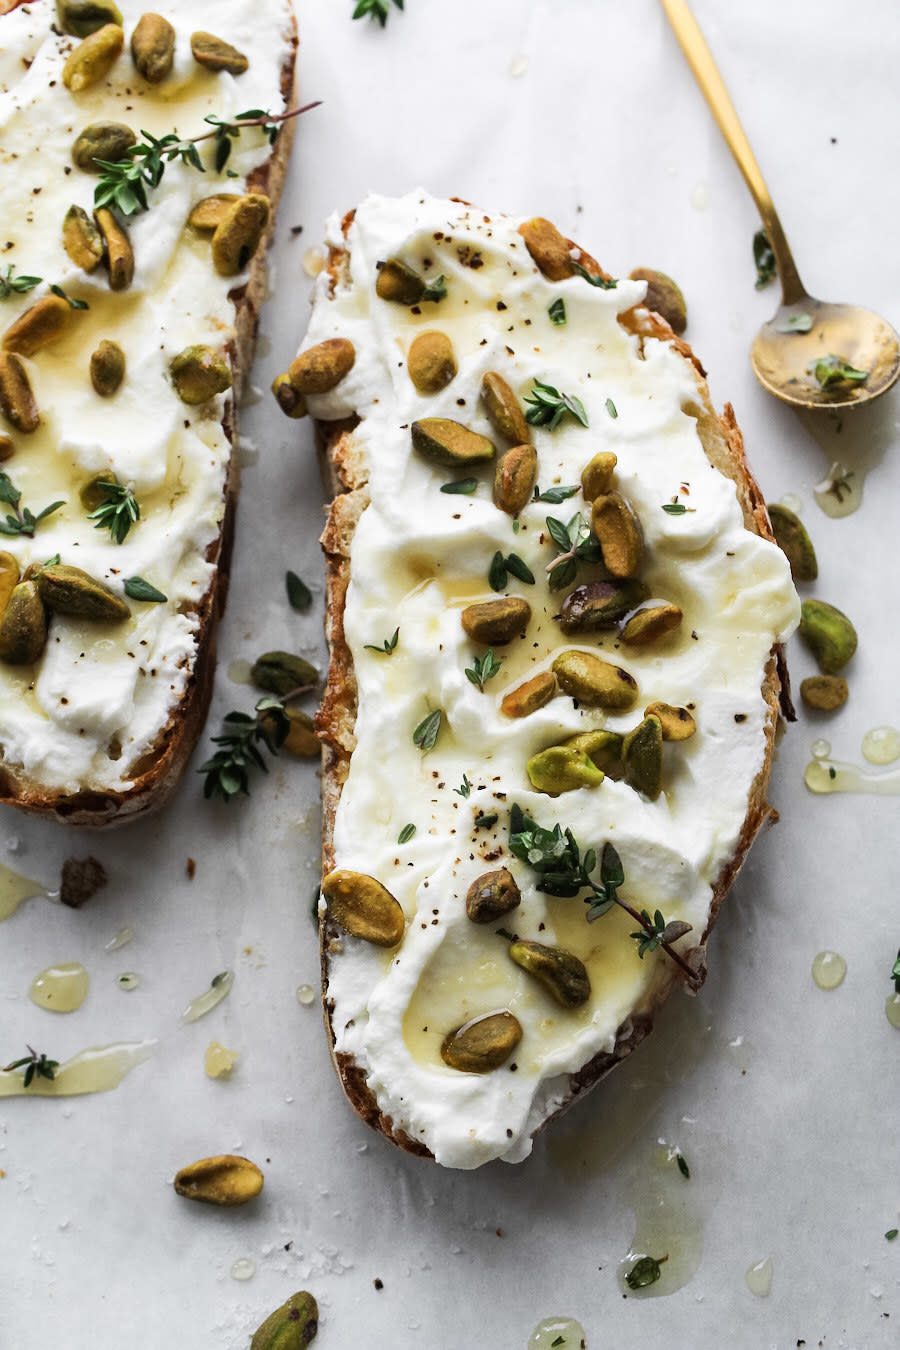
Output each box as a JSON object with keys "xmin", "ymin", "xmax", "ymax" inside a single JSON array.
[{"xmin": 659, "ymin": 0, "xmax": 807, "ymax": 306}]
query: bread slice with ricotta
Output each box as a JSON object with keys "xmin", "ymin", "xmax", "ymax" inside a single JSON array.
[
  {"xmin": 0, "ymin": 0, "xmax": 296, "ymax": 824},
  {"xmin": 296, "ymin": 190, "xmax": 798, "ymax": 1168}
]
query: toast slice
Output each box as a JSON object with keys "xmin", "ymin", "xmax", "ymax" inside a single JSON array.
[
  {"xmin": 297, "ymin": 191, "xmax": 799, "ymax": 1168},
  {"xmin": 0, "ymin": 0, "xmax": 297, "ymax": 824}
]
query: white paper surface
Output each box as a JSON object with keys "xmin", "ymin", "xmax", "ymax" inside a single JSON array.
[{"xmin": 2, "ymin": 2, "xmax": 899, "ymax": 1346}]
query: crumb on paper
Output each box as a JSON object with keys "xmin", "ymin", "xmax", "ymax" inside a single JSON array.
[
  {"xmin": 186, "ymin": 857, "xmax": 196, "ymax": 879},
  {"xmin": 60, "ymin": 856, "xmax": 108, "ymax": 908},
  {"xmin": 204, "ymin": 1042, "xmax": 239, "ymax": 1079}
]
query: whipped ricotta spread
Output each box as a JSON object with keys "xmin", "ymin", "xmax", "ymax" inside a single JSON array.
[
  {"xmin": 303, "ymin": 191, "xmax": 799, "ymax": 1169},
  {"xmin": 0, "ymin": 0, "xmax": 292, "ymax": 792}
]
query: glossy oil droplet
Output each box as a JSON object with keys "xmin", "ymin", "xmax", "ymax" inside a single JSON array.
[
  {"xmin": 295, "ymin": 984, "xmax": 315, "ymax": 1006},
  {"xmin": 303, "ymin": 246, "xmax": 325, "ymax": 278},
  {"xmin": 230, "ymin": 1257, "xmax": 256, "ymax": 1281},
  {"xmin": 226, "ymin": 659, "xmax": 253, "ymax": 686},
  {"xmin": 779, "ymin": 492, "xmax": 803, "ymax": 514},
  {"xmin": 745, "ymin": 1257, "xmax": 773, "ymax": 1297},
  {"xmin": 814, "ymin": 461, "xmax": 860, "ymax": 518},
  {"xmin": 104, "ymin": 926, "xmax": 134, "ymax": 952},
  {"xmin": 181, "ymin": 970, "xmax": 234, "ymax": 1023},
  {"xmin": 528, "ymin": 1317, "xmax": 586, "ymax": 1348},
  {"xmin": 617, "ymin": 1143, "xmax": 704, "ymax": 1298},
  {"xmin": 29, "ymin": 962, "xmax": 89, "ymax": 1012},
  {"xmin": 885, "ymin": 994, "xmax": 900, "ymax": 1029},
  {"xmin": 805, "ymin": 753, "xmax": 900, "ymax": 796},
  {"xmin": 0, "ymin": 862, "xmax": 51, "ymax": 922},
  {"xmin": 812, "ymin": 951, "xmax": 847, "ymax": 990},
  {"xmin": 116, "ymin": 972, "xmax": 140, "ymax": 991},
  {"xmin": 510, "ymin": 53, "xmax": 529, "ymax": 78},
  {"xmin": 811, "ymin": 739, "xmax": 831, "ymax": 760},
  {"xmin": 204, "ymin": 1041, "xmax": 239, "ymax": 1078},
  {"xmin": 862, "ymin": 726, "xmax": 900, "ymax": 765}
]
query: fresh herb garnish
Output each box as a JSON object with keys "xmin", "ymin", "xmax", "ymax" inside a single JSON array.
[
  {"xmin": 49, "ymin": 283, "xmax": 89, "ymax": 311},
  {"xmin": 551, "ymin": 1339, "xmax": 565, "ymax": 1347},
  {"xmin": 572, "ymin": 260, "xmax": 617, "ymax": 290},
  {"xmin": 662, "ymin": 502, "xmax": 688, "ymax": 515},
  {"xmin": 891, "ymin": 949, "xmax": 900, "ymax": 995},
  {"xmin": 87, "ymin": 480, "xmax": 140, "ymax": 544},
  {"xmin": 524, "ymin": 378, "xmax": 589, "ymax": 430},
  {"xmin": 2, "ymin": 1046, "xmax": 59, "ymax": 1087},
  {"xmin": 0, "ymin": 266, "xmax": 42, "ymax": 300},
  {"xmin": 548, "ymin": 297, "xmax": 566, "ymax": 326},
  {"xmin": 454, "ymin": 773, "xmax": 472, "ymax": 798},
  {"xmin": 465, "ymin": 649, "xmax": 503, "ymax": 692},
  {"xmin": 124, "ymin": 576, "xmax": 167, "ymax": 603},
  {"xmin": 753, "ymin": 228, "xmax": 776, "ymax": 289},
  {"xmin": 885, "ymin": 1229, "xmax": 898, "ymax": 1242},
  {"xmin": 413, "ymin": 708, "xmax": 442, "ymax": 751},
  {"xmin": 422, "ymin": 274, "xmax": 447, "ymax": 303},
  {"xmin": 474, "ymin": 811, "xmax": 498, "ymax": 830},
  {"xmin": 199, "ymin": 697, "xmax": 289, "ymax": 802},
  {"xmin": 774, "ymin": 312, "xmax": 813, "ymax": 334},
  {"xmin": 625, "ymin": 1254, "xmax": 667, "ymax": 1290},
  {"xmin": 488, "ymin": 550, "xmax": 536, "ymax": 591},
  {"xmin": 823, "ymin": 465, "xmax": 854, "ymax": 504},
  {"xmin": 94, "ymin": 103, "xmax": 320, "ymax": 216},
  {"xmin": 0, "ymin": 472, "xmax": 64, "ymax": 538},
  {"xmin": 544, "ymin": 510, "xmax": 603, "ymax": 590},
  {"xmin": 440, "ymin": 477, "xmax": 478, "ymax": 495},
  {"xmin": 352, "ymin": 0, "xmax": 404, "ymax": 26},
  {"xmin": 676, "ymin": 1151, "xmax": 691, "ymax": 1179},
  {"xmin": 397, "ymin": 822, "xmax": 416, "ymax": 844},
  {"xmin": 364, "ymin": 627, "xmax": 399, "ymax": 655},
  {"xmin": 810, "ymin": 354, "xmax": 869, "ymax": 389},
  {"xmin": 605, "ymin": 397, "xmax": 618, "ymax": 419},
  {"xmin": 286, "ymin": 570, "xmax": 313, "ymax": 611},
  {"xmin": 534, "ymin": 483, "xmax": 579, "ymax": 504}
]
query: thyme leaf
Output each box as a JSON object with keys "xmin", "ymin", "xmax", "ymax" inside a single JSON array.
[
  {"xmin": 286, "ymin": 570, "xmax": 312, "ymax": 611},
  {"xmin": 412, "ymin": 708, "xmax": 442, "ymax": 751},
  {"xmin": 454, "ymin": 773, "xmax": 472, "ymax": 798},
  {"xmin": 364, "ymin": 627, "xmax": 399, "ymax": 655},
  {"xmin": 465, "ymin": 649, "xmax": 503, "ymax": 692},
  {"xmin": 544, "ymin": 510, "xmax": 602, "ymax": 589},
  {"xmin": 662, "ymin": 502, "xmax": 688, "ymax": 515},
  {"xmin": 421, "ymin": 274, "xmax": 447, "ymax": 303},
  {"xmin": 625, "ymin": 1254, "xmax": 667, "ymax": 1290},
  {"xmin": 397, "ymin": 822, "xmax": 416, "ymax": 844},
  {"xmin": 524, "ymin": 378, "xmax": 589, "ymax": 430},
  {"xmin": 352, "ymin": 0, "xmax": 404, "ymax": 26},
  {"xmin": 0, "ymin": 266, "xmax": 42, "ymax": 299},
  {"xmin": 891, "ymin": 949, "xmax": 900, "ymax": 995},
  {"xmin": 533, "ymin": 483, "xmax": 578, "ymax": 504},
  {"xmin": 440, "ymin": 477, "xmax": 478, "ymax": 495},
  {"xmin": 572, "ymin": 260, "xmax": 618, "ymax": 290},
  {"xmin": 548, "ymin": 297, "xmax": 566, "ymax": 326},
  {"xmin": 753, "ymin": 228, "xmax": 777, "ymax": 289},
  {"xmin": 473, "ymin": 811, "xmax": 498, "ymax": 830},
  {"xmin": 2, "ymin": 1046, "xmax": 58, "ymax": 1087},
  {"xmin": 0, "ymin": 471, "xmax": 64, "ymax": 538},
  {"xmin": 488, "ymin": 550, "xmax": 535, "ymax": 591},
  {"xmin": 123, "ymin": 575, "xmax": 167, "ymax": 603},
  {"xmin": 810, "ymin": 354, "xmax": 869, "ymax": 389}
]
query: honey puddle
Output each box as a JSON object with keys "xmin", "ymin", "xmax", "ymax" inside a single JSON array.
[
  {"xmin": 0, "ymin": 1040, "xmax": 156, "ymax": 1097},
  {"xmin": 805, "ymin": 739, "xmax": 900, "ymax": 796},
  {"xmin": 0, "ymin": 862, "xmax": 54, "ymax": 922}
]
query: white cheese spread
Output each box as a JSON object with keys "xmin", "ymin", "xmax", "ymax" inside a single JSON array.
[
  {"xmin": 304, "ymin": 190, "xmax": 799, "ymax": 1169},
  {"xmin": 0, "ymin": 0, "xmax": 292, "ymax": 792}
]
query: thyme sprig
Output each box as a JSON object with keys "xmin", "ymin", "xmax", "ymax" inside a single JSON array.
[
  {"xmin": 352, "ymin": 0, "xmax": 404, "ymax": 25},
  {"xmin": 0, "ymin": 471, "xmax": 64, "ymax": 538},
  {"xmin": 508, "ymin": 805, "xmax": 699, "ymax": 985},
  {"xmin": 465, "ymin": 649, "xmax": 503, "ymax": 692},
  {"xmin": 364, "ymin": 627, "xmax": 399, "ymax": 655},
  {"xmin": 94, "ymin": 103, "xmax": 321, "ymax": 216},
  {"xmin": 87, "ymin": 481, "xmax": 139, "ymax": 545},
  {"xmin": 524, "ymin": 378, "xmax": 589, "ymax": 430},
  {"xmin": 0, "ymin": 266, "xmax": 42, "ymax": 300},
  {"xmin": 533, "ymin": 483, "xmax": 579, "ymax": 505},
  {"xmin": 544, "ymin": 510, "xmax": 603, "ymax": 590},
  {"xmin": 200, "ymin": 696, "xmax": 289, "ymax": 802},
  {"xmin": 3, "ymin": 1046, "xmax": 59, "ymax": 1087}
]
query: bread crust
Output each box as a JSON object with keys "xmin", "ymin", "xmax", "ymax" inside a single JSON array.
[
  {"xmin": 0, "ymin": 15, "xmax": 298, "ymax": 827},
  {"xmin": 314, "ymin": 215, "xmax": 789, "ymax": 1161}
]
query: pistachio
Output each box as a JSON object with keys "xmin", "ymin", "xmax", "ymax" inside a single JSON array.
[
  {"xmin": 211, "ymin": 193, "xmax": 271, "ymax": 277},
  {"xmin": 90, "ymin": 339, "xmax": 125, "ymax": 397},
  {"xmin": 169, "ymin": 345, "xmax": 232, "ymax": 404},
  {"xmin": 407, "ymin": 330, "xmax": 457, "ymax": 394},
  {"xmin": 190, "ymin": 31, "xmax": 248, "ymax": 75},
  {"xmin": 56, "ymin": 0, "xmax": 122, "ymax": 37},
  {"xmin": 563, "ymin": 729, "xmax": 625, "ymax": 779},
  {"xmin": 0, "ymin": 353, "xmax": 39, "ymax": 434},
  {"xmin": 37, "ymin": 563, "xmax": 130, "ymax": 622},
  {"xmin": 461, "ymin": 596, "xmax": 531, "ymax": 646},
  {"xmin": 375, "ymin": 258, "xmax": 426, "ymax": 305},
  {"xmin": 591, "ymin": 490, "xmax": 644, "ymax": 577},
  {"xmin": 644, "ymin": 701, "xmax": 696, "ymax": 741},
  {"xmin": 0, "ymin": 581, "xmax": 47, "ymax": 664},
  {"xmin": 480, "ymin": 371, "xmax": 531, "ymax": 445},
  {"xmin": 493, "ymin": 443, "xmax": 537, "ymax": 515},
  {"xmin": 552, "ymin": 649, "xmax": 639, "ymax": 709},
  {"xmin": 187, "ymin": 194, "xmax": 242, "ymax": 231},
  {"xmin": 0, "ymin": 551, "xmax": 20, "ymax": 620},
  {"xmin": 440, "ymin": 1011, "xmax": 522, "ymax": 1073},
  {"xmin": 271, "ymin": 373, "xmax": 307, "ymax": 419},
  {"xmin": 250, "ymin": 1291, "xmax": 319, "ymax": 1350},
  {"xmin": 288, "ymin": 339, "xmax": 356, "ymax": 395},
  {"xmin": 800, "ymin": 674, "xmax": 849, "ymax": 712},
  {"xmin": 72, "ymin": 120, "xmax": 134, "ymax": 172},
  {"xmin": 0, "ymin": 434, "xmax": 13, "ymax": 462},
  {"xmin": 321, "ymin": 869, "xmax": 405, "ymax": 948},
  {"xmin": 768, "ymin": 503, "xmax": 818, "ymax": 583},
  {"xmin": 465, "ymin": 867, "xmax": 521, "ymax": 924},
  {"xmin": 526, "ymin": 744, "xmax": 605, "ymax": 795},
  {"xmin": 79, "ymin": 472, "xmax": 118, "ymax": 510},
  {"xmin": 509, "ymin": 939, "xmax": 591, "ymax": 1008},
  {"xmin": 580, "ymin": 450, "xmax": 618, "ymax": 501},
  {"xmin": 281, "ymin": 708, "xmax": 319, "ymax": 757},
  {"xmin": 2, "ymin": 296, "xmax": 72, "ymax": 358},
  {"xmin": 63, "ymin": 205, "xmax": 104, "ymax": 272},
  {"xmin": 251, "ymin": 650, "xmax": 317, "ymax": 697},
  {"xmin": 94, "ymin": 207, "xmax": 134, "ymax": 291},
  {"xmin": 518, "ymin": 217, "xmax": 575, "ymax": 281},
  {"xmin": 131, "ymin": 12, "xmax": 175, "ymax": 83},
  {"xmin": 411, "ymin": 417, "xmax": 495, "ymax": 468},
  {"xmin": 628, "ymin": 268, "xmax": 687, "ymax": 335},
  {"xmin": 620, "ymin": 603, "xmax": 683, "ymax": 646},
  {"xmin": 623, "ymin": 714, "xmax": 664, "ymax": 799},
  {"xmin": 500, "ymin": 670, "xmax": 557, "ymax": 719},
  {"xmin": 559, "ymin": 578, "xmax": 648, "ymax": 634},
  {"xmin": 173, "ymin": 1155, "xmax": 263, "ymax": 1207},
  {"xmin": 799, "ymin": 598, "xmax": 857, "ymax": 673},
  {"xmin": 62, "ymin": 23, "xmax": 124, "ymax": 92}
]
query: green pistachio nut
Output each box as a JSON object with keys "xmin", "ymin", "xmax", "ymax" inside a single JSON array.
[
  {"xmin": 62, "ymin": 23, "xmax": 124, "ymax": 92},
  {"xmin": 251, "ymin": 650, "xmax": 317, "ymax": 697},
  {"xmin": 56, "ymin": 0, "xmax": 123, "ymax": 38},
  {"xmin": 130, "ymin": 12, "xmax": 175, "ymax": 83},
  {"xmin": 37, "ymin": 564, "xmax": 130, "ymax": 622},
  {"xmin": 0, "ymin": 580, "xmax": 48, "ymax": 664},
  {"xmin": 552, "ymin": 649, "xmax": 639, "ymax": 709},
  {"xmin": 190, "ymin": 31, "xmax": 249, "ymax": 75},
  {"xmin": 623, "ymin": 714, "xmax": 664, "ymax": 799},
  {"xmin": 173, "ymin": 1154, "xmax": 263, "ymax": 1207},
  {"xmin": 80, "ymin": 472, "xmax": 119, "ymax": 510},
  {"xmin": 63, "ymin": 205, "xmax": 104, "ymax": 272},
  {"xmin": 374, "ymin": 258, "xmax": 426, "ymax": 305},
  {"xmin": 559, "ymin": 578, "xmax": 648, "ymax": 634},
  {"xmin": 480, "ymin": 371, "xmax": 531, "ymax": 445},
  {"xmin": 518, "ymin": 217, "xmax": 575, "ymax": 281},
  {"xmin": 628, "ymin": 267, "xmax": 687, "ymax": 334},
  {"xmin": 271, "ymin": 373, "xmax": 307, "ymax": 419},
  {"xmin": 321, "ymin": 869, "xmax": 405, "ymax": 948},
  {"xmin": 250, "ymin": 1291, "xmax": 319, "ymax": 1350},
  {"xmin": 0, "ymin": 353, "xmax": 40, "ymax": 434},
  {"xmin": 768, "ymin": 503, "xmax": 818, "ymax": 583},
  {"xmin": 407, "ymin": 330, "xmax": 457, "ymax": 394},
  {"xmin": 2, "ymin": 296, "xmax": 72, "ymax": 358},
  {"xmin": 465, "ymin": 867, "xmax": 521, "ymax": 924},
  {"xmin": 526, "ymin": 744, "xmax": 605, "ymax": 795},
  {"xmin": 211, "ymin": 193, "xmax": 271, "ymax": 277},
  {"xmin": 493, "ymin": 443, "xmax": 537, "ymax": 515},
  {"xmin": 280, "ymin": 708, "xmax": 319, "ymax": 758},
  {"xmin": 0, "ymin": 434, "xmax": 13, "ymax": 462},
  {"xmin": 411, "ymin": 417, "xmax": 495, "ymax": 468},
  {"xmin": 799, "ymin": 674, "xmax": 849, "ymax": 712},
  {"xmin": 440, "ymin": 1011, "xmax": 522, "ymax": 1073},
  {"xmin": 643, "ymin": 701, "xmax": 696, "ymax": 741},
  {"xmin": 90, "ymin": 339, "xmax": 125, "ymax": 397},
  {"xmin": 799, "ymin": 598, "xmax": 857, "ymax": 673},
  {"xmin": 71, "ymin": 120, "xmax": 135, "ymax": 172},
  {"xmin": 288, "ymin": 339, "xmax": 356, "ymax": 395},
  {"xmin": 461, "ymin": 596, "xmax": 531, "ymax": 646},
  {"xmin": 0, "ymin": 551, "xmax": 21, "ymax": 621},
  {"xmin": 580, "ymin": 450, "xmax": 617, "ymax": 501},
  {"xmin": 509, "ymin": 939, "xmax": 591, "ymax": 1008},
  {"xmin": 187, "ymin": 193, "xmax": 242, "ymax": 231},
  {"xmin": 94, "ymin": 207, "xmax": 134, "ymax": 291},
  {"xmin": 563, "ymin": 728, "xmax": 625, "ymax": 779},
  {"xmin": 591, "ymin": 490, "xmax": 644, "ymax": 577},
  {"xmin": 169, "ymin": 345, "xmax": 232, "ymax": 404},
  {"xmin": 500, "ymin": 670, "xmax": 557, "ymax": 719},
  {"xmin": 620, "ymin": 603, "xmax": 683, "ymax": 646}
]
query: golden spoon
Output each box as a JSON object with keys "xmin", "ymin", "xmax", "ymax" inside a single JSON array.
[{"xmin": 660, "ymin": 0, "xmax": 900, "ymax": 410}]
